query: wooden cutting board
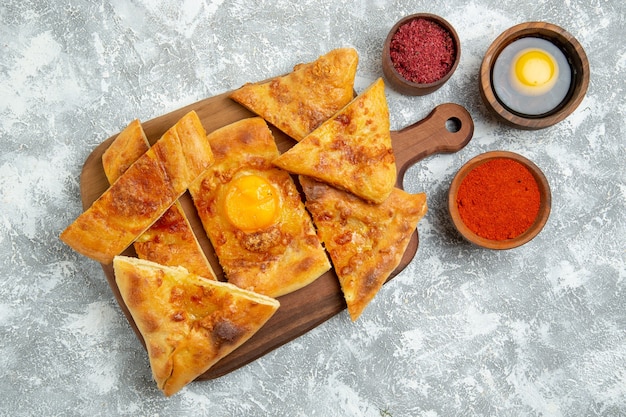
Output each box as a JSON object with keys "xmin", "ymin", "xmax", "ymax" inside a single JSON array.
[{"xmin": 79, "ymin": 89, "xmax": 474, "ymax": 380}]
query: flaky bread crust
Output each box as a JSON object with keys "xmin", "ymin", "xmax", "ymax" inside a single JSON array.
[
  {"xmin": 113, "ymin": 256, "xmax": 279, "ymax": 396},
  {"xmin": 273, "ymin": 78, "xmax": 396, "ymax": 204},
  {"xmin": 101, "ymin": 119, "xmax": 215, "ymax": 279},
  {"xmin": 189, "ymin": 117, "xmax": 330, "ymax": 298},
  {"xmin": 300, "ymin": 176, "xmax": 427, "ymax": 321},
  {"xmin": 60, "ymin": 111, "xmax": 214, "ymax": 264},
  {"xmin": 230, "ymin": 47, "xmax": 358, "ymax": 141}
]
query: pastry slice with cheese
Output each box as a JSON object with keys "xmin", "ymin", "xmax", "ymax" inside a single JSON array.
[
  {"xmin": 60, "ymin": 111, "xmax": 214, "ymax": 264},
  {"xmin": 189, "ymin": 117, "xmax": 330, "ymax": 298},
  {"xmin": 273, "ymin": 78, "xmax": 396, "ymax": 204},
  {"xmin": 113, "ymin": 255, "xmax": 280, "ymax": 396},
  {"xmin": 230, "ymin": 47, "xmax": 358, "ymax": 141},
  {"xmin": 300, "ymin": 176, "xmax": 427, "ymax": 321},
  {"xmin": 101, "ymin": 119, "xmax": 216, "ymax": 279}
]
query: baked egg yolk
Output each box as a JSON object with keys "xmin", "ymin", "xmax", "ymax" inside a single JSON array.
[
  {"xmin": 510, "ymin": 48, "xmax": 558, "ymax": 95},
  {"xmin": 224, "ymin": 174, "xmax": 280, "ymax": 232}
]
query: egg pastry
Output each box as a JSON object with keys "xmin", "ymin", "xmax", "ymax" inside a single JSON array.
[
  {"xmin": 101, "ymin": 119, "xmax": 215, "ymax": 279},
  {"xmin": 273, "ymin": 78, "xmax": 396, "ymax": 204},
  {"xmin": 230, "ymin": 47, "xmax": 358, "ymax": 141},
  {"xmin": 189, "ymin": 117, "xmax": 330, "ymax": 298},
  {"xmin": 60, "ymin": 111, "xmax": 214, "ymax": 264},
  {"xmin": 300, "ymin": 176, "xmax": 427, "ymax": 321},
  {"xmin": 113, "ymin": 256, "xmax": 279, "ymax": 396}
]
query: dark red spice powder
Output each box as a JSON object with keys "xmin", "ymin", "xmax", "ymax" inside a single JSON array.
[
  {"xmin": 456, "ymin": 158, "xmax": 541, "ymax": 241},
  {"xmin": 389, "ymin": 18, "xmax": 456, "ymax": 84}
]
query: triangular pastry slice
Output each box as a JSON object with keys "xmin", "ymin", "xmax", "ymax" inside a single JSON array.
[
  {"xmin": 189, "ymin": 117, "xmax": 330, "ymax": 298},
  {"xmin": 299, "ymin": 176, "xmax": 427, "ymax": 321},
  {"xmin": 230, "ymin": 47, "xmax": 358, "ymax": 141},
  {"xmin": 113, "ymin": 255, "xmax": 280, "ymax": 396},
  {"xmin": 60, "ymin": 111, "xmax": 214, "ymax": 264},
  {"xmin": 273, "ymin": 78, "xmax": 396, "ymax": 204},
  {"xmin": 102, "ymin": 119, "xmax": 150, "ymax": 184},
  {"xmin": 102, "ymin": 119, "xmax": 216, "ymax": 279}
]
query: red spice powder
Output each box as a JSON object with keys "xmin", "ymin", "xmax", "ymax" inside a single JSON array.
[
  {"xmin": 456, "ymin": 158, "xmax": 541, "ymax": 241},
  {"xmin": 389, "ymin": 18, "xmax": 456, "ymax": 84}
]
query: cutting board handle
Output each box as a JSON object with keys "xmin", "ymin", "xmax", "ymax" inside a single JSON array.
[{"xmin": 391, "ymin": 103, "xmax": 474, "ymax": 188}]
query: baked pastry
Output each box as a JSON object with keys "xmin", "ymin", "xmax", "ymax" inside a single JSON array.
[
  {"xmin": 230, "ymin": 47, "xmax": 358, "ymax": 141},
  {"xmin": 299, "ymin": 176, "xmax": 427, "ymax": 321},
  {"xmin": 113, "ymin": 255, "xmax": 279, "ymax": 396},
  {"xmin": 273, "ymin": 78, "xmax": 396, "ymax": 204},
  {"xmin": 189, "ymin": 117, "xmax": 330, "ymax": 298},
  {"xmin": 60, "ymin": 111, "xmax": 214, "ymax": 264},
  {"xmin": 101, "ymin": 119, "xmax": 216, "ymax": 279},
  {"xmin": 101, "ymin": 119, "xmax": 149, "ymax": 184}
]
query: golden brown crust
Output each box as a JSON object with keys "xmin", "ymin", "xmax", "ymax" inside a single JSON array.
[
  {"xmin": 113, "ymin": 256, "xmax": 279, "ymax": 396},
  {"xmin": 189, "ymin": 117, "xmax": 330, "ymax": 298},
  {"xmin": 60, "ymin": 111, "xmax": 214, "ymax": 264},
  {"xmin": 102, "ymin": 119, "xmax": 149, "ymax": 184},
  {"xmin": 230, "ymin": 47, "xmax": 358, "ymax": 141},
  {"xmin": 272, "ymin": 78, "xmax": 396, "ymax": 204},
  {"xmin": 299, "ymin": 176, "xmax": 427, "ymax": 321},
  {"xmin": 132, "ymin": 201, "xmax": 215, "ymax": 279},
  {"xmin": 102, "ymin": 119, "xmax": 216, "ymax": 279}
]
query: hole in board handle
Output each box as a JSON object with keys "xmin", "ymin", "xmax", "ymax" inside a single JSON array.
[{"xmin": 446, "ymin": 117, "xmax": 462, "ymax": 133}]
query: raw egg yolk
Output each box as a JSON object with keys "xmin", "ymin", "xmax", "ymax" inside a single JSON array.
[
  {"xmin": 224, "ymin": 175, "xmax": 281, "ymax": 232},
  {"xmin": 510, "ymin": 48, "xmax": 558, "ymax": 95}
]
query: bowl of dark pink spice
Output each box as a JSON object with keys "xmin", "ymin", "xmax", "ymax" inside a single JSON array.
[
  {"xmin": 383, "ymin": 13, "xmax": 460, "ymax": 95},
  {"xmin": 448, "ymin": 151, "xmax": 551, "ymax": 250}
]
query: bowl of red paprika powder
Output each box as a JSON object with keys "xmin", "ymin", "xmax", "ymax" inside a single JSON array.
[
  {"xmin": 448, "ymin": 151, "xmax": 551, "ymax": 250},
  {"xmin": 382, "ymin": 13, "xmax": 460, "ymax": 96}
]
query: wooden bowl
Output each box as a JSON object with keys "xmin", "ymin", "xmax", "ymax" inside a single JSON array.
[
  {"xmin": 382, "ymin": 13, "xmax": 461, "ymax": 96},
  {"xmin": 448, "ymin": 151, "xmax": 551, "ymax": 250},
  {"xmin": 479, "ymin": 22, "xmax": 589, "ymax": 130}
]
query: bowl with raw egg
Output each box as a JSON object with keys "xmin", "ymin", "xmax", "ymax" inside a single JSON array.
[{"xmin": 479, "ymin": 21, "xmax": 589, "ymax": 129}]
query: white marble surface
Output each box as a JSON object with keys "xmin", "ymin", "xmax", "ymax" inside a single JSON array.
[{"xmin": 1, "ymin": 0, "xmax": 625, "ymax": 416}]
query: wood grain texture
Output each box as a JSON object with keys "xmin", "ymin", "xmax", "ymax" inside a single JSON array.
[{"xmin": 79, "ymin": 89, "xmax": 474, "ymax": 379}]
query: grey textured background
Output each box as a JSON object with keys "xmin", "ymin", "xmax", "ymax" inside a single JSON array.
[{"xmin": 1, "ymin": 0, "xmax": 625, "ymax": 416}]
